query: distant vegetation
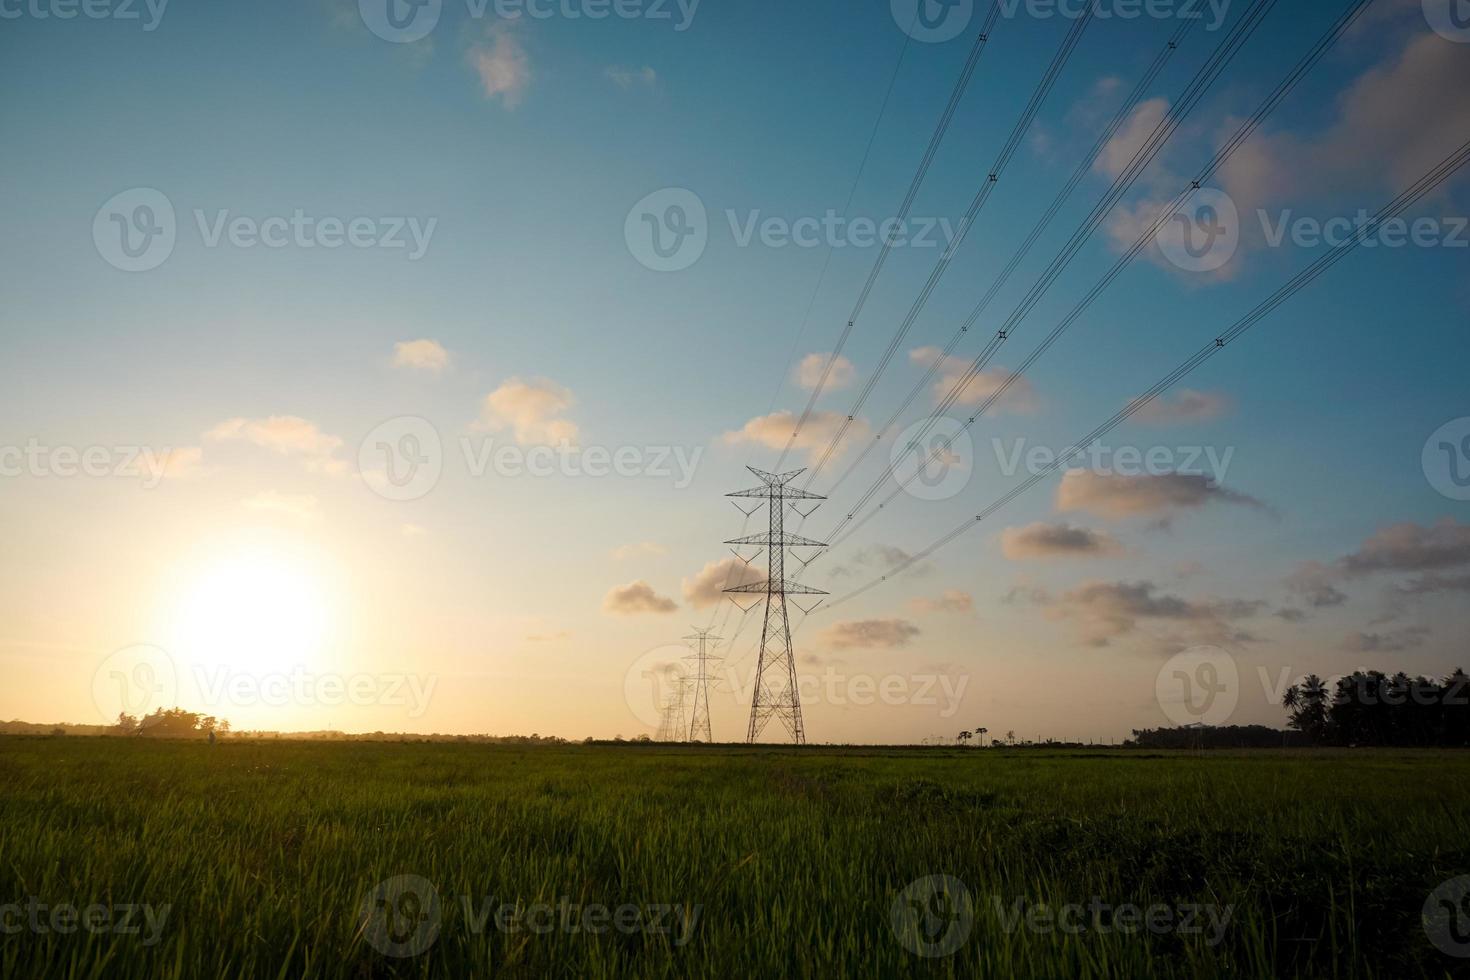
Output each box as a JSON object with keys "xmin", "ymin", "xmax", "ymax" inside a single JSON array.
[
  {"xmin": 0, "ymin": 739, "xmax": 1466, "ymax": 977},
  {"xmin": 1281, "ymin": 669, "xmax": 1470, "ymax": 747}
]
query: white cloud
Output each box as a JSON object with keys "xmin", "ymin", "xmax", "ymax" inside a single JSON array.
[
  {"xmin": 205, "ymin": 416, "xmax": 347, "ymax": 476},
  {"xmin": 795, "ymin": 353, "xmax": 855, "ymax": 392},
  {"xmin": 605, "ymin": 65, "xmax": 657, "ymax": 90},
  {"xmin": 682, "ymin": 557, "xmax": 766, "ymax": 610},
  {"xmin": 819, "ymin": 618, "xmax": 921, "ymax": 650},
  {"xmin": 154, "ymin": 446, "xmax": 205, "ymax": 480},
  {"xmin": 1001, "ymin": 522, "xmax": 1122, "ymax": 560},
  {"xmin": 393, "ymin": 339, "xmax": 451, "ymax": 373},
  {"xmin": 612, "ymin": 541, "xmax": 667, "ymax": 560},
  {"xmin": 476, "ymin": 377, "xmax": 578, "ymax": 445},
  {"xmin": 1130, "ymin": 389, "xmax": 1232, "ymax": 426},
  {"xmin": 908, "ymin": 347, "xmax": 1038, "ymax": 414},
  {"xmin": 908, "ymin": 590, "xmax": 974, "ymax": 614},
  {"xmin": 468, "ymin": 25, "xmax": 530, "ymax": 109},
  {"xmin": 242, "ymin": 491, "xmax": 319, "ymax": 522},
  {"xmin": 1031, "ymin": 580, "xmax": 1264, "ymax": 648},
  {"xmin": 602, "ymin": 580, "xmax": 678, "ymax": 615},
  {"xmin": 1095, "ymin": 97, "xmax": 1169, "ymax": 179},
  {"xmin": 722, "ymin": 410, "xmax": 870, "ymax": 464},
  {"xmin": 1055, "ymin": 471, "xmax": 1266, "ymax": 520}
]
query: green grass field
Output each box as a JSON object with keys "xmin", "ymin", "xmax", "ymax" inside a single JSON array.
[{"xmin": 2, "ymin": 737, "xmax": 1468, "ymax": 978}]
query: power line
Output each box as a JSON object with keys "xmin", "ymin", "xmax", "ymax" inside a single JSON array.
[
  {"xmin": 824, "ymin": 0, "xmax": 1370, "ymax": 552},
  {"xmin": 802, "ymin": 4, "xmax": 1101, "ymax": 484},
  {"xmin": 823, "ymin": 17, "xmax": 1197, "ymax": 497},
  {"xmin": 818, "ymin": 135, "xmax": 1470, "ymax": 611},
  {"xmin": 701, "ymin": 17, "xmax": 933, "ymax": 638},
  {"xmin": 756, "ymin": 20, "xmax": 920, "ymax": 445},
  {"xmin": 774, "ymin": 3, "xmax": 1005, "ymax": 469}
]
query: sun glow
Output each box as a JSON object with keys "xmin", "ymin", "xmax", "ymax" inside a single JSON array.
[{"xmin": 167, "ymin": 545, "xmax": 335, "ymax": 675}]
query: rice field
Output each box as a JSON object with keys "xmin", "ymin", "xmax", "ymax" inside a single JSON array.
[{"xmin": 1, "ymin": 737, "xmax": 1468, "ymax": 978}]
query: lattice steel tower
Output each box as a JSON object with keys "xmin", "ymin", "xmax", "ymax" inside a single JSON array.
[
  {"xmin": 724, "ymin": 466, "xmax": 828, "ymax": 744},
  {"xmin": 654, "ymin": 674, "xmax": 692, "ymax": 743},
  {"xmin": 683, "ymin": 628, "xmax": 722, "ymax": 743}
]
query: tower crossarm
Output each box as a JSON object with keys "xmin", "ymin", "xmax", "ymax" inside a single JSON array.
[
  {"xmin": 726, "ymin": 485, "xmax": 827, "ymax": 501},
  {"xmin": 724, "ymin": 580, "xmax": 829, "ymax": 596},
  {"xmin": 724, "ymin": 532, "xmax": 829, "ymax": 548}
]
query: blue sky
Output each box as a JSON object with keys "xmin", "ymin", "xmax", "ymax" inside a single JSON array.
[{"xmin": 1, "ymin": 0, "xmax": 1468, "ymax": 741}]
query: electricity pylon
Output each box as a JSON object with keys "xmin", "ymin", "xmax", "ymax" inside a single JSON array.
[
  {"xmin": 724, "ymin": 466, "xmax": 828, "ymax": 744},
  {"xmin": 683, "ymin": 628, "xmax": 723, "ymax": 743},
  {"xmin": 654, "ymin": 674, "xmax": 692, "ymax": 742}
]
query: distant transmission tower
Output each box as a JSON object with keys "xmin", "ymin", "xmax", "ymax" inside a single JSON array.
[
  {"xmin": 724, "ymin": 466, "xmax": 828, "ymax": 744},
  {"xmin": 654, "ymin": 674, "xmax": 692, "ymax": 743},
  {"xmin": 683, "ymin": 628, "xmax": 723, "ymax": 743}
]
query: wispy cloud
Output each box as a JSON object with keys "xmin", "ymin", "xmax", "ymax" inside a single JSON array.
[
  {"xmin": 613, "ymin": 541, "xmax": 667, "ymax": 560},
  {"xmin": 683, "ymin": 557, "xmax": 765, "ymax": 610},
  {"xmin": 476, "ymin": 377, "xmax": 578, "ymax": 445},
  {"xmin": 1027, "ymin": 580, "xmax": 1264, "ymax": 648},
  {"xmin": 909, "ymin": 590, "xmax": 974, "ymax": 614},
  {"xmin": 1129, "ymin": 389, "xmax": 1232, "ymax": 426},
  {"xmin": 393, "ymin": 339, "xmax": 451, "ymax": 373},
  {"xmin": 242, "ymin": 491, "xmax": 320, "ymax": 522},
  {"xmin": 722, "ymin": 410, "xmax": 869, "ymax": 464},
  {"xmin": 795, "ymin": 353, "xmax": 855, "ymax": 392},
  {"xmin": 605, "ymin": 65, "xmax": 657, "ymax": 90},
  {"xmin": 819, "ymin": 618, "xmax": 920, "ymax": 650},
  {"xmin": 205, "ymin": 416, "xmax": 347, "ymax": 476},
  {"xmin": 908, "ymin": 347, "xmax": 1038, "ymax": 414},
  {"xmin": 468, "ymin": 25, "xmax": 531, "ymax": 109},
  {"xmin": 1001, "ymin": 522, "xmax": 1122, "ymax": 560},
  {"xmin": 602, "ymin": 580, "xmax": 677, "ymax": 615},
  {"xmin": 1055, "ymin": 471, "xmax": 1266, "ymax": 521}
]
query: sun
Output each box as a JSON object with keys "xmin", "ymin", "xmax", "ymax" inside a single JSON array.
[{"xmin": 168, "ymin": 545, "xmax": 334, "ymax": 676}]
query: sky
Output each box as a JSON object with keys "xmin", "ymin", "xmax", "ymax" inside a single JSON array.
[{"xmin": 1, "ymin": 0, "xmax": 1467, "ymax": 743}]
